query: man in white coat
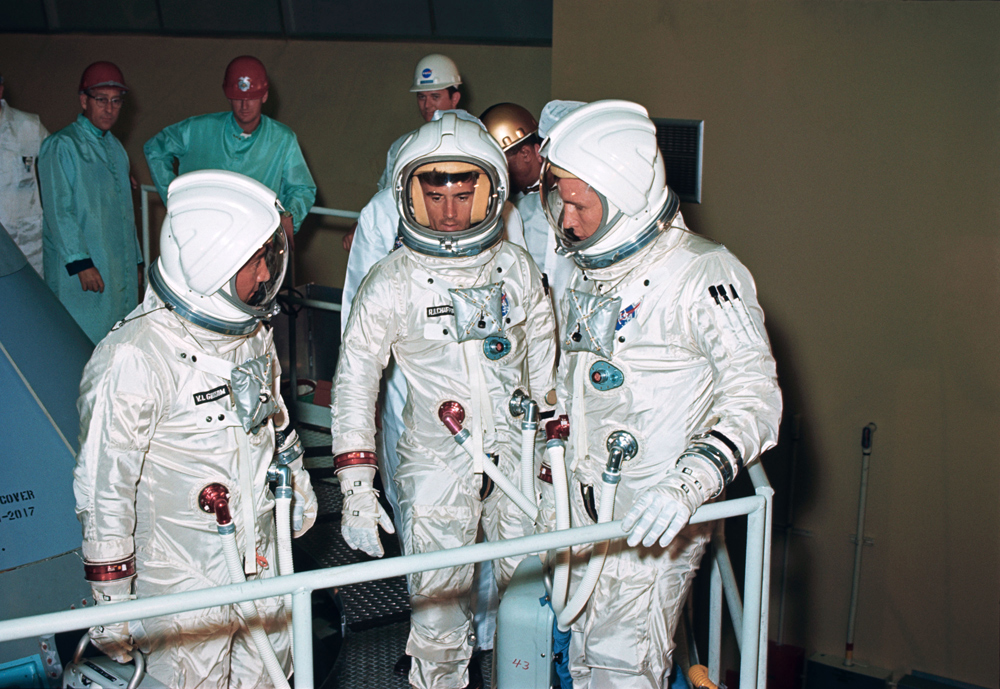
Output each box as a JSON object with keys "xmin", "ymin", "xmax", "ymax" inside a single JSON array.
[{"xmin": 0, "ymin": 75, "xmax": 49, "ymax": 276}]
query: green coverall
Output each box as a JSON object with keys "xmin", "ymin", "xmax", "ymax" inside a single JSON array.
[
  {"xmin": 39, "ymin": 114, "xmax": 141, "ymax": 344},
  {"xmin": 143, "ymin": 112, "xmax": 316, "ymax": 231}
]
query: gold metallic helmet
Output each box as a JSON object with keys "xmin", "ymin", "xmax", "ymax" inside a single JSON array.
[{"xmin": 480, "ymin": 103, "xmax": 539, "ymax": 152}]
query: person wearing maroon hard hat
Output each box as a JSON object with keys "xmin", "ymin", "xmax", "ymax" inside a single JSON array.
[
  {"xmin": 144, "ymin": 55, "xmax": 315, "ymax": 248},
  {"xmin": 38, "ymin": 61, "xmax": 142, "ymax": 343}
]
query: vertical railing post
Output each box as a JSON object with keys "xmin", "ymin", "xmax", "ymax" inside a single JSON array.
[
  {"xmin": 712, "ymin": 526, "xmax": 744, "ymax": 651},
  {"xmin": 751, "ymin": 464, "xmax": 775, "ymax": 689},
  {"xmin": 709, "ymin": 551, "xmax": 723, "ymax": 683},
  {"xmin": 739, "ymin": 501, "xmax": 766, "ymax": 689},
  {"xmin": 292, "ymin": 589, "xmax": 313, "ymax": 689}
]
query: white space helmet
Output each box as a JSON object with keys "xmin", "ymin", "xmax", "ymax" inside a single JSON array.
[
  {"xmin": 392, "ymin": 111, "xmax": 508, "ymax": 258},
  {"xmin": 410, "ymin": 53, "xmax": 462, "ymax": 92},
  {"xmin": 539, "ymin": 100, "xmax": 679, "ymax": 269},
  {"xmin": 150, "ymin": 170, "xmax": 288, "ymax": 335}
]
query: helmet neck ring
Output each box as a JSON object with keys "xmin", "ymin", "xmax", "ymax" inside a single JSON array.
[
  {"xmin": 566, "ymin": 188, "xmax": 680, "ymax": 270},
  {"xmin": 149, "ymin": 262, "xmax": 260, "ymax": 336}
]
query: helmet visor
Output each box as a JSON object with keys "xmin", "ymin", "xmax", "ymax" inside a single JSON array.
[
  {"xmin": 228, "ymin": 227, "xmax": 288, "ymax": 317},
  {"xmin": 399, "ymin": 158, "xmax": 501, "ymax": 240},
  {"xmin": 540, "ymin": 161, "xmax": 621, "ymax": 254}
]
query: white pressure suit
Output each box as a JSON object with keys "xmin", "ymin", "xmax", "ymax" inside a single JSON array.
[
  {"xmin": 342, "ymin": 183, "xmax": 526, "ymax": 525},
  {"xmin": 0, "ymin": 99, "xmax": 48, "ymax": 277},
  {"xmin": 541, "ymin": 101, "xmax": 782, "ymax": 688},
  {"xmin": 332, "ymin": 112, "xmax": 557, "ymax": 689},
  {"xmin": 73, "ymin": 171, "xmax": 317, "ymax": 687}
]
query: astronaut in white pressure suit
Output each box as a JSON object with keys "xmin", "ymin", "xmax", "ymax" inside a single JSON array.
[
  {"xmin": 540, "ymin": 100, "xmax": 782, "ymax": 688},
  {"xmin": 331, "ymin": 112, "xmax": 557, "ymax": 689},
  {"xmin": 341, "ymin": 112, "xmax": 528, "ymax": 664},
  {"xmin": 73, "ymin": 170, "xmax": 317, "ymax": 687}
]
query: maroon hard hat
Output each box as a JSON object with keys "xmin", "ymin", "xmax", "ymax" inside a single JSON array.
[
  {"xmin": 223, "ymin": 56, "xmax": 268, "ymax": 100},
  {"xmin": 79, "ymin": 62, "xmax": 128, "ymax": 94}
]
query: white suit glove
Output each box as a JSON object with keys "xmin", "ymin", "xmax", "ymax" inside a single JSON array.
[
  {"xmin": 339, "ymin": 466, "xmax": 395, "ymax": 558},
  {"xmin": 89, "ymin": 578, "xmax": 136, "ymax": 663},
  {"xmin": 622, "ymin": 472, "xmax": 707, "ymax": 549},
  {"xmin": 292, "ymin": 483, "xmax": 318, "ymax": 536}
]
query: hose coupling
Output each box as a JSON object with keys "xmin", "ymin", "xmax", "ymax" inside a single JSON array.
[
  {"xmin": 604, "ymin": 430, "xmax": 638, "ymax": 478},
  {"xmin": 439, "ymin": 401, "xmax": 466, "ymax": 435},
  {"xmin": 198, "ymin": 483, "xmax": 232, "ymax": 526},
  {"xmin": 545, "ymin": 415, "xmax": 570, "ymax": 442}
]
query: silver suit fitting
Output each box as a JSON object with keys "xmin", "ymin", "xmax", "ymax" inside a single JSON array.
[
  {"xmin": 508, "ymin": 388, "xmax": 540, "ymax": 430},
  {"xmin": 603, "ymin": 430, "xmax": 638, "ymax": 482}
]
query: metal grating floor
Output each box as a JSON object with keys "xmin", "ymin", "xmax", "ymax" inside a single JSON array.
[{"xmin": 295, "ymin": 423, "xmax": 494, "ymax": 688}]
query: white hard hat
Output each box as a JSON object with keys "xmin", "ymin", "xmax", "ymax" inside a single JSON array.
[
  {"xmin": 150, "ymin": 170, "xmax": 288, "ymax": 335},
  {"xmin": 538, "ymin": 99, "xmax": 585, "ymax": 140},
  {"xmin": 392, "ymin": 111, "xmax": 508, "ymax": 258},
  {"xmin": 539, "ymin": 100, "xmax": 679, "ymax": 269},
  {"xmin": 410, "ymin": 53, "xmax": 462, "ymax": 93}
]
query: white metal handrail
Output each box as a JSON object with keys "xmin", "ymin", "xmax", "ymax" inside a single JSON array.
[
  {"xmin": 0, "ymin": 473, "xmax": 771, "ymax": 689},
  {"xmin": 139, "ymin": 184, "xmax": 360, "ymax": 277}
]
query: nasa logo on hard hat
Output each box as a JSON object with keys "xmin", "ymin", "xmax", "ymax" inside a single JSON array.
[
  {"xmin": 422, "ymin": 68, "xmax": 433, "ymax": 78},
  {"xmin": 238, "ymin": 76, "xmax": 251, "ymax": 92}
]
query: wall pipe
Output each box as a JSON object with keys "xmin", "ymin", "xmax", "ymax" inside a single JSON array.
[{"xmin": 845, "ymin": 423, "xmax": 876, "ymax": 666}]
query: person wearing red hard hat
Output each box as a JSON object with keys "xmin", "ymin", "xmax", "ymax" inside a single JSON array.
[
  {"xmin": 144, "ymin": 56, "xmax": 316, "ymax": 248},
  {"xmin": 38, "ymin": 61, "xmax": 142, "ymax": 343}
]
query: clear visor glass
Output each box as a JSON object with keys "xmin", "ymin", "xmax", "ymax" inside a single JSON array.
[
  {"xmin": 400, "ymin": 159, "xmax": 499, "ymax": 237},
  {"xmin": 228, "ymin": 227, "xmax": 288, "ymax": 315},
  {"xmin": 540, "ymin": 161, "xmax": 618, "ymax": 253}
]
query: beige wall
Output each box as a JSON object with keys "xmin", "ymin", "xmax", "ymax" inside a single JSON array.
[
  {"xmin": 552, "ymin": 1, "xmax": 998, "ymax": 685},
  {"xmin": 0, "ymin": 34, "xmax": 552, "ymax": 286}
]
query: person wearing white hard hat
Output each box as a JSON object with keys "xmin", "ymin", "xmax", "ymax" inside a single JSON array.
[
  {"xmin": 378, "ymin": 54, "xmax": 464, "ymax": 192},
  {"xmin": 39, "ymin": 61, "xmax": 143, "ymax": 344},
  {"xmin": 331, "ymin": 112, "xmax": 557, "ymax": 689},
  {"xmin": 342, "ymin": 53, "xmax": 463, "ymax": 254},
  {"xmin": 73, "ymin": 169, "xmax": 317, "ymax": 687},
  {"xmin": 481, "ymin": 102, "xmax": 577, "ymax": 314},
  {"xmin": 539, "ymin": 100, "xmax": 781, "ymax": 688},
  {"xmin": 0, "ymin": 73, "xmax": 49, "ymax": 277}
]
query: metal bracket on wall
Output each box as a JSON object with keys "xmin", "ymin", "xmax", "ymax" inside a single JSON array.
[{"xmin": 849, "ymin": 534, "xmax": 875, "ymax": 546}]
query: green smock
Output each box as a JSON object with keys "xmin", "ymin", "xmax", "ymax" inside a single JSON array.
[
  {"xmin": 143, "ymin": 113, "xmax": 316, "ymax": 231},
  {"xmin": 39, "ymin": 114, "xmax": 141, "ymax": 344}
]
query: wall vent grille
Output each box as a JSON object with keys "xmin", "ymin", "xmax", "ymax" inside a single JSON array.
[{"xmin": 652, "ymin": 118, "xmax": 703, "ymax": 204}]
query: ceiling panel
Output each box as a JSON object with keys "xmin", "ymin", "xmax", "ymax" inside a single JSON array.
[
  {"xmin": 431, "ymin": 0, "xmax": 551, "ymax": 43},
  {"xmin": 51, "ymin": 0, "xmax": 160, "ymax": 32},
  {"xmin": 159, "ymin": 0, "xmax": 283, "ymax": 34},
  {"xmin": 0, "ymin": 0, "xmax": 48, "ymax": 31},
  {"xmin": 284, "ymin": 0, "xmax": 432, "ymax": 38},
  {"xmin": 0, "ymin": 0, "xmax": 552, "ymax": 44}
]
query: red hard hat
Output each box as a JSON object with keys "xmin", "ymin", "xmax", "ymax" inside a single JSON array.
[
  {"xmin": 78, "ymin": 62, "xmax": 128, "ymax": 94},
  {"xmin": 223, "ymin": 56, "xmax": 268, "ymax": 100}
]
